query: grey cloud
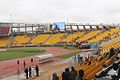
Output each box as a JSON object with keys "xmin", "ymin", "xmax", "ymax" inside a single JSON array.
[{"xmin": 0, "ymin": 0, "xmax": 120, "ymax": 24}]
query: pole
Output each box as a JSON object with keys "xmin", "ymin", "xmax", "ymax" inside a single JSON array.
[{"xmin": 67, "ymin": 19, "xmax": 69, "ymax": 25}]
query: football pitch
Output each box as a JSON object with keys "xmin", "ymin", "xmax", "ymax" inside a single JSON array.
[{"xmin": 0, "ymin": 48, "xmax": 46, "ymax": 61}]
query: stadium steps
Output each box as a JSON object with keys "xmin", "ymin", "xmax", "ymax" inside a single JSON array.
[
  {"xmin": 59, "ymin": 34, "xmax": 69, "ymax": 43},
  {"xmin": 7, "ymin": 36, "xmax": 16, "ymax": 47},
  {"xmin": 0, "ymin": 36, "xmax": 10, "ymax": 47},
  {"xmin": 85, "ymin": 54, "xmax": 117, "ymax": 79},
  {"xmin": 88, "ymin": 30, "xmax": 105, "ymax": 41},
  {"xmin": 100, "ymin": 37, "xmax": 120, "ymax": 53},
  {"xmin": 72, "ymin": 32, "xmax": 85, "ymax": 43},
  {"xmin": 89, "ymin": 28, "xmax": 120, "ymax": 43},
  {"xmin": 58, "ymin": 53, "xmax": 117, "ymax": 80},
  {"xmin": 60, "ymin": 31, "xmax": 84, "ymax": 44},
  {"xmin": 43, "ymin": 33, "xmax": 66, "ymax": 45},
  {"xmin": 60, "ymin": 32, "xmax": 73, "ymax": 43},
  {"xmin": 86, "ymin": 66, "xmax": 103, "ymax": 79},
  {"xmin": 27, "ymin": 34, "xmax": 37, "ymax": 44},
  {"xmin": 11, "ymin": 35, "xmax": 31, "ymax": 47},
  {"xmin": 90, "ymin": 30, "xmax": 104, "ymax": 40},
  {"xmin": 42, "ymin": 33, "xmax": 53, "ymax": 44},
  {"xmin": 76, "ymin": 30, "xmax": 102, "ymax": 43},
  {"xmin": 100, "ymin": 36, "xmax": 120, "ymax": 47}
]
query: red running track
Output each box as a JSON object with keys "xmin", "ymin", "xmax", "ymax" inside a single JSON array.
[{"xmin": 0, "ymin": 47, "xmax": 80, "ymax": 78}]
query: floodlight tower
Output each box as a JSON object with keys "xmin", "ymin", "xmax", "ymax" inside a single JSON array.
[
  {"xmin": 9, "ymin": 13, "xmax": 12, "ymax": 23},
  {"xmin": 67, "ymin": 19, "xmax": 69, "ymax": 25}
]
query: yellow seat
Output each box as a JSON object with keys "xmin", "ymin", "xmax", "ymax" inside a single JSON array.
[{"xmin": 12, "ymin": 35, "xmax": 30, "ymax": 46}]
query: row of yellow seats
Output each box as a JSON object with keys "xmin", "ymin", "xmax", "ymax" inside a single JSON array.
[
  {"xmin": 81, "ymin": 54, "xmax": 116, "ymax": 79},
  {"xmin": 31, "ymin": 34, "xmax": 50, "ymax": 44},
  {"xmin": 44, "ymin": 33, "xmax": 66, "ymax": 45},
  {"xmin": 89, "ymin": 28, "xmax": 120, "ymax": 43},
  {"xmin": 12, "ymin": 35, "xmax": 30, "ymax": 46},
  {"xmin": 58, "ymin": 57, "xmax": 106, "ymax": 80},
  {"xmin": 101, "ymin": 38, "xmax": 120, "ymax": 53},
  {"xmin": 58, "ymin": 52, "xmax": 117, "ymax": 80},
  {"xmin": 102, "ymin": 43, "xmax": 120, "ymax": 53},
  {"xmin": 62, "ymin": 32, "xmax": 84, "ymax": 43},
  {"xmin": 110, "ymin": 31, "xmax": 120, "ymax": 39},
  {"xmin": 58, "ymin": 37, "xmax": 118, "ymax": 80},
  {"xmin": 86, "ymin": 54, "xmax": 117, "ymax": 79},
  {"xmin": 76, "ymin": 30, "xmax": 102, "ymax": 42},
  {"xmin": 79, "ymin": 54, "xmax": 116, "ymax": 79},
  {"xmin": 84, "ymin": 58, "xmax": 107, "ymax": 78},
  {"xmin": 0, "ymin": 36, "xmax": 10, "ymax": 47},
  {"xmin": 58, "ymin": 56, "xmax": 99, "ymax": 80}
]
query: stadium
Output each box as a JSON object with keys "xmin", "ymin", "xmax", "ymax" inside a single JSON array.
[{"xmin": 0, "ymin": 22, "xmax": 120, "ymax": 80}]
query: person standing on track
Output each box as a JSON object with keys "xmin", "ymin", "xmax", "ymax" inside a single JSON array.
[
  {"xmin": 23, "ymin": 61, "xmax": 26, "ymax": 69},
  {"xmin": 24, "ymin": 67, "xmax": 29, "ymax": 79},
  {"xmin": 77, "ymin": 55, "xmax": 80, "ymax": 64},
  {"xmin": 31, "ymin": 66, "xmax": 35, "ymax": 78},
  {"xmin": 29, "ymin": 66, "xmax": 32, "ymax": 78},
  {"xmin": 35, "ymin": 65, "xmax": 39, "ymax": 77}
]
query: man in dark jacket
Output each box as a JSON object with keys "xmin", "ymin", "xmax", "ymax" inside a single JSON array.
[
  {"xmin": 29, "ymin": 66, "xmax": 32, "ymax": 78},
  {"xmin": 109, "ymin": 47, "xmax": 115, "ymax": 58},
  {"xmin": 70, "ymin": 67, "xmax": 77, "ymax": 80},
  {"xmin": 75, "ymin": 70, "xmax": 84, "ymax": 80},
  {"xmin": 53, "ymin": 72, "xmax": 59, "ymax": 80},
  {"xmin": 24, "ymin": 67, "xmax": 29, "ymax": 79},
  {"xmin": 35, "ymin": 65, "xmax": 39, "ymax": 77},
  {"xmin": 62, "ymin": 68, "xmax": 72, "ymax": 80}
]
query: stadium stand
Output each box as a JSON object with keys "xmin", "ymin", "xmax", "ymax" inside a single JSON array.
[
  {"xmin": 96, "ymin": 59, "xmax": 120, "ymax": 79},
  {"xmin": 55, "ymin": 28, "xmax": 120, "ymax": 80},
  {"xmin": 89, "ymin": 28, "xmax": 120, "ymax": 43},
  {"xmin": 0, "ymin": 36, "xmax": 10, "ymax": 47},
  {"xmin": 76, "ymin": 30, "xmax": 102, "ymax": 43},
  {"xmin": 0, "ymin": 23, "xmax": 120, "ymax": 80},
  {"xmin": 30, "ymin": 34, "xmax": 50, "ymax": 44},
  {"xmin": 101, "ymin": 37, "xmax": 120, "ymax": 53},
  {"xmin": 12, "ymin": 35, "xmax": 31, "ymax": 46},
  {"xmin": 61, "ymin": 32, "xmax": 84, "ymax": 43},
  {"xmin": 58, "ymin": 51, "xmax": 118, "ymax": 80},
  {"xmin": 44, "ymin": 33, "xmax": 66, "ymax": 45}
]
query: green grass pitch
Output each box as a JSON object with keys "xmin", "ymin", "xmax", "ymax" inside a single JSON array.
[{"xmin": 0, "ymin": 48, "xmax": 46, "ymax": 61}]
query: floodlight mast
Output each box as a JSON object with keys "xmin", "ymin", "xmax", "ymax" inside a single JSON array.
[{"xmin": 9, "ymin": 13, "xmax": 12, "ymax": 23}]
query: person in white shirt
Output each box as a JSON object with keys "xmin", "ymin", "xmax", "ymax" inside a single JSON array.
[
  {"xmin": 107, "ymin": 63, "xmax": 119, "ymax": 80},
  {"xmin": 31, "ymin": 67, "xmax": 35, "ymax": 78}
]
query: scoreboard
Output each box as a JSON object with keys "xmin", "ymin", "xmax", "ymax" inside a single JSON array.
[
  {"xmin": 52, "ymin": 22, "xmax": 65, "ymax": 31},
  {"xmin": 0, "ymin": 23, "xmax": 11, "ymax": 36},
  {"xmin": 1, "ymin": 27, "xmax": 10, "ymax": 34}
]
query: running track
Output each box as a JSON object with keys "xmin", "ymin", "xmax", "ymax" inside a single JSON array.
[{"xmin": 0, "ymin": 47, "xmax": 80, "ymax": 78}]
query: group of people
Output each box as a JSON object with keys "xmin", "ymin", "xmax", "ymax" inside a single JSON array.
[
  {"xmin": 24, "ymin": 65, "xmax": 39, "ymax": 79},
  {"xmin": 100, "ymin": 47, "xmax": 120, "ymax": 60},
  {"xmin": 95, "ymin": 47, "xmax": 120, "ymax": 80},
  {"xmin": 106, "ymin": 63, "xmax": 120, "ymax": 80},
  {"xmin": 61, "ymin": 67, "xmax": 85, "ymax": 80},
  {"xmin": 96, "ymin": 62, "xmax": 120, "ymax": 80},
  {"xmin": 52, "ymin": 67, "xmax": 85, "ymax": 80},
  {"xmin": 74, "ymin": 55, "xmax": 92, "ymax": 65}
]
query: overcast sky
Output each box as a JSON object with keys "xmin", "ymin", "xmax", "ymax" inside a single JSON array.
[{"xmin": 0, "ymin": 0, "xmax": 120, "ymax": 24}]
